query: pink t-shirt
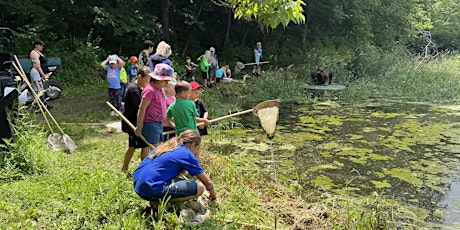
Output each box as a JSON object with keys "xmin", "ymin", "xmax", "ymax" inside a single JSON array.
[
  {"xmin": 163, "ymin": 96, "xmax": 176, "ymax": 127},
  {"xmin": 142, "ymin": 83, "xmax": 167, "ymax": 122}
]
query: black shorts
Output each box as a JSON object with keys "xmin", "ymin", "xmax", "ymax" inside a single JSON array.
[
  {"xmin": 202, "ymin": 71, "xmax": 208, "ymax": 80},
  {"xmin": 163, "ymin": 126, "xmax": 176, "ymax": 142},
  {"xmin": 128, "ymin": 134, "xmax": 148, "ymax": 148}
]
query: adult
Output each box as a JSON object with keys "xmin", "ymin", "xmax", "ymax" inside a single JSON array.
[
  {"xmin": 208, "ymin": 47, "xmax": 218, "ymax": 84},
  {"xmin": 147, "ymin": 41, "xmax": 173, "ymax": 71},
  {"xmin": 133, "ymin": 129, "xmax": 217, "ymax": 211},
  {"xmin": 30, "ymin": 39, "xmax": 52, "ymax": 109},
  {"xmin": 121, "ymin": 66, "xmax": 151, "ymax": 172},
  {"xmin": 138, "ymin": 40, "xmax": 155, "ymax": 68}
]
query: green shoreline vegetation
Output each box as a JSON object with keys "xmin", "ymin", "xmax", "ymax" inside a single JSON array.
[{"xmin": 2, "ymin": 48, "xmax": 460, "ymax": 229}]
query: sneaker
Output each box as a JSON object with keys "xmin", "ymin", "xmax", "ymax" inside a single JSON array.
[{"xmin": 110, "ymin": 111, "xmax": 115, "ymax": 116}]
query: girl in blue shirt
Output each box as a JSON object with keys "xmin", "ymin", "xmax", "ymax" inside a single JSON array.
[{"xmin": 133, "ymin": 130, "xmax": 217, "ymax": 212}]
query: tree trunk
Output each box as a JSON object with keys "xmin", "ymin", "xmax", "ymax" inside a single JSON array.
[
  {"xmin": 181, "ymin": 3, "xmax": 204, "ymax": 57},
  {"xmin": 220, "ymin": 8, "xmax": 232, "ymax": 50},
  {"xmin": 161, "ymin": 0, "xmax": 171, "ymax": 41}
]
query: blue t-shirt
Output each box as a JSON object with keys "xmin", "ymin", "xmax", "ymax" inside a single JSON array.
[
  {"xmin": 133, "ymin": 145, "xmax": 205, "ymax": 196},
  {"xmin": 127, "ymin": 65, "xmax": 138, "ymax": 82},
  {"xmin": 216, "ymin": 68, "xmax": 226, "ymax": 79},
  {"xmin": 254, "ymin": 53, "xmax": 261, "ymax": 63},
  {"xmin": 105, "ymin": 66, "xmax": 121, "ymax": 89}
]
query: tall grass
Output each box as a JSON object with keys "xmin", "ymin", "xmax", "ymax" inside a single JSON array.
[{"xmin": 0, "ymin": 104, "xmax": 49, "ymax": 181}]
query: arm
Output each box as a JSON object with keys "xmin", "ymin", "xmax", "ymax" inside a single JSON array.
[
  {"xmin": 100, "ymin": 57, "xmax": 108, "ymax": 69},
  {"xmin": 195, "ymin": 117, "xmax": 210, "ymax": 125},
  {"xmin": 198, "ymin": 111, "xmax": 208, "ymax": 129},
  {"xmin": 135, "ymin": 98, "xmax": 150, "ymax": 136},
  {"xmin": 166, "ymin": 117, "xmax": 175, "ymax": 129},
  {"xmin": 196, "ymin": 172, "xmax": 217, "ymax": 200}
]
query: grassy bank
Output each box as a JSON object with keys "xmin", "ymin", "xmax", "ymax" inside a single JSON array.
[{"xmin": 2, "ymin": 50, "xmax": 459, "ymax": 229}]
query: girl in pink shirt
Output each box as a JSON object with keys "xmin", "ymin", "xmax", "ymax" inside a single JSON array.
[{"xmin": 135, "ymin": 64, "xmax": 174, "ymax": 147}]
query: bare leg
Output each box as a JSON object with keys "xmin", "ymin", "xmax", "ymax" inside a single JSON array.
[
  {"xmin": 140, "ymin": 147, "xmax": 149, "ymax": 160},
  {"xmin": 121, "ymin": 146, "xmax": 136, "ymax": 172}
]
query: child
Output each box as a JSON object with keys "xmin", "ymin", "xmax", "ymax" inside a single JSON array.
[
  {"xmin": 100, "ymin": 54, "xmax": 125, "ymax": 116},
  {"xmin": 189, "ymin": 81, "xmax": 209, "ymax": 136},
  {"xmin": 215, "ymin": 66, "xmax": 227, "ymax": 83},
  {"xmin": 134, "ymin": 63, "xmax": 173, "ymax": 147},
  {"xmin": 120, "ymin": 56, "xmax": 128, "ymax": 102},
  {"xmin": 121, "ymin": 66, "xmax": 151, "ymax": 172},
  {"xmin": 163, "ymin": 81, "xmax": 176, "ymax": 141},
  {"xmin": 223, "ymin": 65, "xmax": 232, "ymax": 78},
  {"xmin": 197, "ymin": 50, "xmax": 212, "ymax": 87},
  {"xmin": 184, "ymin": 56, "xmax": 198, "ymax": 82},
  {"xmin": 127, "ymin": 56, "xmax": 139, "ymax": 83},
  {"xmin": 256, "ymin": 42, "xmax": 263, "ymax": 59},
  {"xmin": 138, "ymin": 40, "xmax": 154, "ymax": 67},
  {"xmin": 166, "ymin": 81, "xmax": 210, "ymax": 136},
  {"xmin": 252, "ymin": 48, "xmax": 261, "ymax": 78}
]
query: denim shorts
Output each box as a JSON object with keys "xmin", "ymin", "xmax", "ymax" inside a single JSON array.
[
  {"xmin": 141, "ymin": 178, "xmax": 199, "ymax": 201},
  {"xmin": 143, "ymin": 121, "xmax": 163, "ymax": 144}
]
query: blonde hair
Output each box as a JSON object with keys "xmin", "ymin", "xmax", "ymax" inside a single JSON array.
[
  {"xmin": 204, "ymin": 50, "xmax": 212, "ymax": 62},
  {"xmin": 150, "ymin": 130, "xmax": 201, "ymax": 159},
  {"xmin": 156, "ymin": 41, "xmax": 172, "ymax": 57}
]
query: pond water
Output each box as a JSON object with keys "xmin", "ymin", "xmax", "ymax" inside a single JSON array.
[{"xmin": 211, "ymin": 100, "xmax": 460, "ymax": 228}]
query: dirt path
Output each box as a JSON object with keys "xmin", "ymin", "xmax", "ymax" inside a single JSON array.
[{"xmin": 47, "ymin": 90, "xmax": 109, "ymax": 121}]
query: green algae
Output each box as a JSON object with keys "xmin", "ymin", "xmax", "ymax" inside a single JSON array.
[
  {"xmin": 370, "ymin": 111, "xmax": 405, "ymax": 118},
  {"xmin": 371, "ymin": 180, "xmax": 392, "ymax": 188},
  {"xmin": 384, "ymin": 168, "xmax": 423, "ymax": 187},
  {"xmin": 211, "ymin": 100, "xmax": 460, "ymax": 227},
  {"xmin": 369, "ymin": 153, "xmax": 391, "ymax": 161},
  {"xmin": 311, "ymin": 175, "xmax": 336, "ymax": 190}
]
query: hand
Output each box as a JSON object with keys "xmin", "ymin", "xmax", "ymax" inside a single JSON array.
[
  {"xmin": 203, "ymin": 119, "xmax": 211, "ymax": 125},
  {"xmin": 134, "ymin": 127, "xmax": 142, "ymax": 137}
]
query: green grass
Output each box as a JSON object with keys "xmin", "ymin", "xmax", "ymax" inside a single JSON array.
[{"xmin": 4, "ymin": 50, "xmax": 459, "ymax": 229}]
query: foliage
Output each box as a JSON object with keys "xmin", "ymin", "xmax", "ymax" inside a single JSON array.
[
  {"xmin": 227, "ymin": 0, "xmax": 306, "ymax": 28},
  {"xmin": 0, "ymin": 104, "xmax": 48, "ymax": 181}
]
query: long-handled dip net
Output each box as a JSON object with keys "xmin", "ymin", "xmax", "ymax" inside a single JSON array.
[{"xmin": 253, "ymin": 99, "xmax": 279, "ymax": 139}]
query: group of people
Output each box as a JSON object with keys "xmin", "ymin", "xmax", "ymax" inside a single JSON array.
[{"xmin": 101, "ymin": 40, "xmax": 217, "ymax": 213}]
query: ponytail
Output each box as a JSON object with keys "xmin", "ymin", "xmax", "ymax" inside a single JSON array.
[{"xmin": 150, "ymin": 130, "xmax": 201, "ymax": 159}]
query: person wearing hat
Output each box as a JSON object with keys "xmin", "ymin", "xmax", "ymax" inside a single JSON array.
[
  {"xmin": 189, "ymin": 81, "xmax": 209, "ymax": 136},
  {"xmin": 208, "ymin": 47, "xmax": 218, "ymax": 84},
  {"xmin": 30, "ymin": 39, "xmax": 53, "ymax": 109},
  {"xmin": 127, "ymin": 56, "xmax": 139, "ymax": 83},
  {"xmin": 135, "ymin": 63, "xmax": 173, "ymax": 147},
  {"xmin": 100, "ymin": 54, "xmax": 125, "ymax": 116}
]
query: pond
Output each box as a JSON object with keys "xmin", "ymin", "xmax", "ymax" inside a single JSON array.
[{"xmin": 210, "ymin": 100, "xmax": 460, "ymax": 228}]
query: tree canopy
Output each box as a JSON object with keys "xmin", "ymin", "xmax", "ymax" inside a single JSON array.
[{"xmin": 1, "ymin": 0, "xmax": 459, "ymax": 61}]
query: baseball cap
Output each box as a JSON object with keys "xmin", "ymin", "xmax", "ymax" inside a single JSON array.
[
  {"xmin": 108, "ymin": 55, "xmax": 117, "ymax": 64},
  {"xmin": 149, "ymin": 63, "xmax": 174, "ymax": 81},
  {"xmin": 190, "ymin": 81, "xmax": 202, "ymax": 90},
  {"xmin": 33, "ymin": 39, "xmax": 45, "ymax": 46},
  {"xmin": 130, "ymin": 56, "xmax": 138, "ymax": 63}
]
